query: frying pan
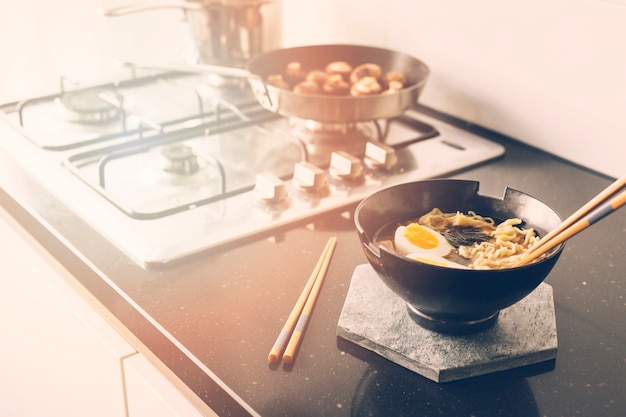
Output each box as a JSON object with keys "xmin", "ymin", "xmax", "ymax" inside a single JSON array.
[{"xmin": 127, "ymin": 44, "xmax": 429, "ymax": 123}]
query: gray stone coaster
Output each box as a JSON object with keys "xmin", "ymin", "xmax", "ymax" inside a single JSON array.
[{"xmin": 336, "ymin": 264, "xmax": 557, "ymax": 383}]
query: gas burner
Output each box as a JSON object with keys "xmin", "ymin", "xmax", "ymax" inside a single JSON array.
[
  {"xmin": 160, "ymin": 145, "xmax": 199, "ymax": 175},
  {"xmin": 54, "ymin": 88, "xmax": 121, "ymax": 124},
  {"xmin": 288, "ymin": 118, "xmax": 377, "ymax": 166}
]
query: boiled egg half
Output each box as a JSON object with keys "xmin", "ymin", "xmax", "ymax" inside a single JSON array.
[
  {"xmin": 394, "ymin": 223, "xmax": 454, "ymax": 257},
  {"xmin": 406, "ymin": 252, "xmax": 469, "ymax": 269}
]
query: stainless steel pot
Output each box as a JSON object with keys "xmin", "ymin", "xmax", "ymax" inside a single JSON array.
[
  {"xmin": 128, "ymin": 44, "xmax": 430, "ymax": 123},
  {"xmin": 101, "ymin": 0, "xmax": 271, "ymax": 66}
]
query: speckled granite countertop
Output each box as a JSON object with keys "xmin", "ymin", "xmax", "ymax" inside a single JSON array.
[{"xmin": 1, "ymin": 107, "xmax": 624, "ymax": 417}]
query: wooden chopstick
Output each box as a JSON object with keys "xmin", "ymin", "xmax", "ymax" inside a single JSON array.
[
  {"xmin": 516, "ymin": 177, "xmax": 626, "ymax": 267},
  {"xmin": 267, "ymin": 236, "xmax": 337, "ymax": 364},
  {"xmin": 526, "ymin": 175, "xmax": 626, "ymax": 256}
]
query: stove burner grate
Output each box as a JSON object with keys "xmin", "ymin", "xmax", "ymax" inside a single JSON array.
[{"xmin": 288, "ymin": 119, "xmax": 375, "ymax": 167}]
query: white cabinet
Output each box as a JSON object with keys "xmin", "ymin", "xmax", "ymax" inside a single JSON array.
[
  {"xmin": 0, "ymin": 206, "xmax": 134, "ymax": 416},
  {"xmin": 0, "ymin": 206, "xmax": 213, "ymax": 417}
]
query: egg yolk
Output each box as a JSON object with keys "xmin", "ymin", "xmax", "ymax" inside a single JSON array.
[{"xmin": 404, "ymin": 223, "xmax": 439, "ymax": 249}]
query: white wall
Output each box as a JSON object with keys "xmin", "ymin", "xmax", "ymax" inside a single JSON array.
[
  {"xmin": 0, "ymin": 0, "xmax": 189, "ymax": 98},
  {"xmin": 282, "ymin": 0, "xmax": 626, "ymax": 178},
  {"xmin": 1, "ymin": 0, "xmax": 624, "ymax": 178}
]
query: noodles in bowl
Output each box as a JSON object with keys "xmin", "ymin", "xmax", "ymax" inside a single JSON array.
[{"xmin": 395, "ymin": 208, "xmax": 543, "ymax": 270}]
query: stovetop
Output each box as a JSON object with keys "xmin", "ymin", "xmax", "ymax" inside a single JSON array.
[{"xmin": 0, "ymin": 72, "xmax": 505, "ymax": 267}]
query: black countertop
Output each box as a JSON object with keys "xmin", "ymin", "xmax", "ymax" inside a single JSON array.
[{"xmin": 1, "ymin": 109, "xmax": 624, "ymax": 417}]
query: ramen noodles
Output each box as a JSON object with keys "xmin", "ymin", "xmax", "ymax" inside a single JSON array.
[{"xmin": 395, "ymin": 208, "xmax": 542, "ymax": 270}]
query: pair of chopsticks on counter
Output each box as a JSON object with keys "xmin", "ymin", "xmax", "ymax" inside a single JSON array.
[
  {"xmin": 517, "ymin": 175, "xmax": 626, "ymax": 266},
  {"xmin": 268, "ymin": 236, "xmax": 337, "ymax": 364}
]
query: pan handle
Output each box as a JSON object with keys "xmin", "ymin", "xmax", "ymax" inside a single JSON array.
[
  {"xmin": 98, "ymin": 2, "xmax": 203, "ymax": 16},
  {"xmin": 118, "ymin": 61, "xmax": 275, "ymax": 109},
  {"xmin": 118, "ymin": 61, "xmax": 252, "ymax": 79}
]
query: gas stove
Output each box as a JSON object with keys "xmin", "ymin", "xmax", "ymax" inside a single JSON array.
[{"xmin": 0, "ymin": 71, "xmax": 504, "ymax": 267}]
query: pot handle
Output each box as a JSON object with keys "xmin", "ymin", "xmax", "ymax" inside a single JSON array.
[{"xmin": 98, "ymin": 2, "xmax": 202, "ymax": 16}]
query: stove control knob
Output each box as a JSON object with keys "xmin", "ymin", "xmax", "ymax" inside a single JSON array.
[
  {"xmin": 364, "ymin": 141, "xmax": 398, "ymax": 170},
  {"xmin": 254, "ymin": 172, "xmax": 287, "ymax": 203},
  {"xmin": 329, "ymin": 151, "xmax": 364, "ymax": 181},
  {"xmin": 292, "ymin": 161, "xmax": 327, "ymax": 192}
]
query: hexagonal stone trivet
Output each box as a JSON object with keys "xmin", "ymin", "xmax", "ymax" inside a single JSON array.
[{"xmin": 336, "ymin": 264, "xmax": 557, "ymax": 383}]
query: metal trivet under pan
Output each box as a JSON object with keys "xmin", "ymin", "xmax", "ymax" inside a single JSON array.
[{"xmin": 336, "ymin": 264, "xmax": 557, "ymax": 383}]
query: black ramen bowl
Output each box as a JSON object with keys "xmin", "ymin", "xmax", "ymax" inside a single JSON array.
[{"xmin": 354, "ymin": 179, "xmax": 564, "ymax": 334}]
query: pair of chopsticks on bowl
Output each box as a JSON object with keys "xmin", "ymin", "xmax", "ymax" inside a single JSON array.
[
  {"xmin": 516, "ymin": 175, "xmax": 626, "ymax": 266},
  {"xmin": 268, "ymin": 236, "xmax": 337, "ymax": 364}
]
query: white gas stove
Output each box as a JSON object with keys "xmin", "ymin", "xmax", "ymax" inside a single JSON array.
[{"xmin": 0, "ymin": 71, "xmax": 504, "ymax": 267}]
